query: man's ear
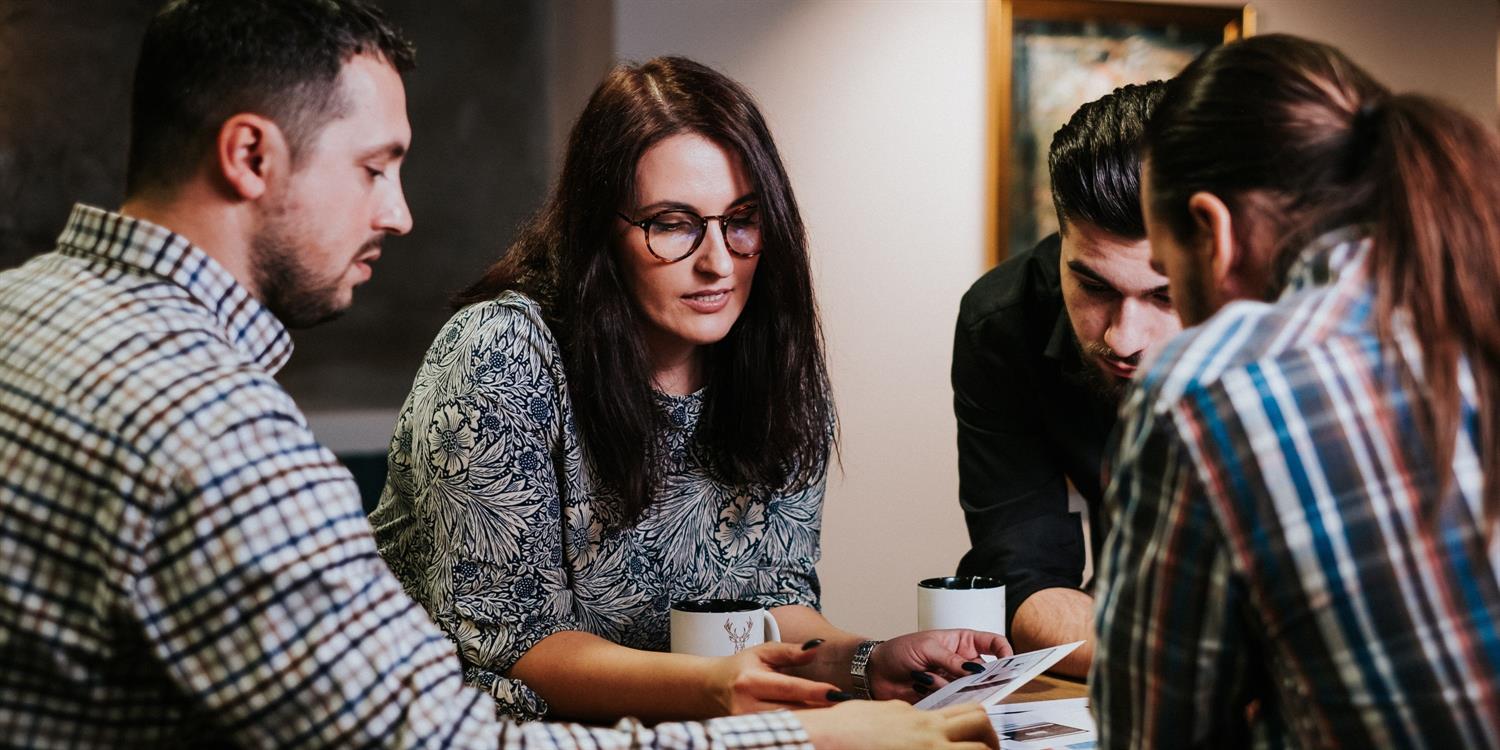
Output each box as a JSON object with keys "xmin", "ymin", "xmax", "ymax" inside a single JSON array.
[
  {"xmin": 214, "ymin": 114, "xmax": 289, "ymax": 201},
  {"xmin": 1186, "ymin": 191, "xmax": 1237, "ymax": 287}
]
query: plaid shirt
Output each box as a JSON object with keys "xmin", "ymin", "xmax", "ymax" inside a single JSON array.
[
  {"xmin": 0, "ymin": 204, "xmax": 813, "ymax": 750},
  {"xmin": 1093, "ymin": 228, "xmax": 1500, "ymax": 749}
]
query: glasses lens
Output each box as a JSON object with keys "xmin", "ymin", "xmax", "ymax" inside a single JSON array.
[
  {"xmin": 646, "ymin": 211, "xmax": 703, "ymax": 261},
  {"xmin": 723, "ymin": 206, "xmax": 762, "ymax": 256}
]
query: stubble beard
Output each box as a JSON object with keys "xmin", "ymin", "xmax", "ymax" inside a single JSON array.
[{"xmin": 250, "ymin": 207, "xmax": 361, "ymax": 330}]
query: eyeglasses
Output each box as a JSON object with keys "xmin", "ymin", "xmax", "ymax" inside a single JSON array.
[{"xmin": 616, "ymin": 205, "xmax": 763, "ymax": 263}]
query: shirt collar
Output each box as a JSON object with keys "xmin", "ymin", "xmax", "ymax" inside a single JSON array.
[
  {"xmin": 1043, "ymin": 302, "xmax": 1078, "ymax": 365},
  {"xmin": 55, "ymin": 204, "xmax": 294, "ymax": 373},
  {"xmin": 1280, "ymin": 225, "xmax": 1373, "ymax": 298}
]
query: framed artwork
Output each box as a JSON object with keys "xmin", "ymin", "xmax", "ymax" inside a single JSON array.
[{"xmin": 984, "ymin": 0, "xmax": 1254, "ymax": 264}]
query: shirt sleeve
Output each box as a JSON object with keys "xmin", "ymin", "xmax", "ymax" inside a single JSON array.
[
  {"xmin": 377, "ymin": 301, "xmax": 584, "ymax": 719},
  {"xmin": 951, "ymin": 303, "xmax": 1084, "ymax": 626},
  {"xmin": 1091, "ymin": 390, "xmax": 1253, "ymax": 749},
  {"xmin": 137, "ymin": 359, "xmax": 814, "ymax": 749}
]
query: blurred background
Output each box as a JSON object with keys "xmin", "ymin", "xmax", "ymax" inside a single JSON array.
[{"xmin": 2, "ymin": 0, "xmax": 1495, "ymax": 636}]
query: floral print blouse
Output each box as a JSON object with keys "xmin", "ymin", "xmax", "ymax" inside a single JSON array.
[{"xmin": 370, "ymin": 292, "xmax": 826, "ymax": 721}]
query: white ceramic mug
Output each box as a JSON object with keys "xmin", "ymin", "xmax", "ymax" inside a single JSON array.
[
  {"xmin": 670, "ymin": 599, "xmax": 781, "ymax": 657},
  {"xmin": 917, "ymin": 576, "xmax": 1006, "ymax": 635}
]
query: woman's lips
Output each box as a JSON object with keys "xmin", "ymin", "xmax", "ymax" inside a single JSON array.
[{"xmin": 681, "ymin": 288, "xmax": 731, "ymax": 313}]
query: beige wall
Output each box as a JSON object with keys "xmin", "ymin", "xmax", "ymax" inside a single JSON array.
[{"xmin": 614, "ymin": 0, "xmax": 1500, "ymax": 638}]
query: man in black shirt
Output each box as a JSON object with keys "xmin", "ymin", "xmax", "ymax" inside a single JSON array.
[{"xmin": 952, "ymin": 82, "xmax": 1178, "ymax": 677}]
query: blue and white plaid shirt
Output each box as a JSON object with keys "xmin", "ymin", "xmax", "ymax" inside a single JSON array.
[
  {"xmin": 0, "ymin": 204, "xmax": 812, "ymax": 749},
  {"xmin": 1094, "ymin": 228, "xmax": 1500, "ymax": 749}
]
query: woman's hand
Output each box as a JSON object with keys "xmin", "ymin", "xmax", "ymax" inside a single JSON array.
[
  {"xmin": 797, "ymin": 701, "xmax": 998, "ymax": 750},
  {"xmin": 868, "ymin": 629, "xmax": 1013, "ymax": 702},
  {"xmin": 704, "ymin": 641, "xmax": 848, "ymax": 715}
]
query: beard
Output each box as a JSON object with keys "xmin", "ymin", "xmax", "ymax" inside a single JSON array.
[
  {"xmin": 250, "ymin": 207, "xmax": 374, "ymax": 330},
  {"xmin": 1074, "ymin": 338, "xmax": 1137, "ymax": 404}
]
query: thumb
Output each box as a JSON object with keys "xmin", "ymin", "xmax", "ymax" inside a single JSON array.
[{"xmin": 751, "ymin": 640, "xmax": 821, "ymax": 669}]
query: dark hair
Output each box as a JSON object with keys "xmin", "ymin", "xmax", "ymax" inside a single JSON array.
[
  {"xmin": 455, "ymin": 56, "xmax": 833, "ymax": 527},
  {"xmin": 1048, "ymin": 81, "xmax": 1168, "ymax": 239},
  {"xmin": 1145, "ymin": 33, "xmax": 1500, "ymax": 524},
  {"xmin": 125, "ymin": 0, "xmax": 415, "ymax": 197}
]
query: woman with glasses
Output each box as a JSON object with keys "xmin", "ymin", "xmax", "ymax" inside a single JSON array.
[{"xmin": 370, "ymin": 56, "xmax": 1009, "ymax": 724}]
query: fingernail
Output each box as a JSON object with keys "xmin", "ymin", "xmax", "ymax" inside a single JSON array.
[
  {"xmin": 801, "ymin": 639, "xmax": 825, "ymax": 650},
  {"xmin": 909, "ymin": 670, "xmax": 934, "ymax": 685},
  {"xmin": 914, "ymin": 683, "xmax": 931, "ymax": 694},
  {"xmin": 826, "ymin": 690, "xmax": 854, "ymax": 702},
  {"xmin": 962, "ymin": 662, "xmax": 985, "ymax": 673}
]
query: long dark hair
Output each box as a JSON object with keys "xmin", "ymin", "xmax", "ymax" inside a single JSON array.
[
  {"xmin": 1145, "ymin": 34, "xmax": 1500, "ymax": 523},
  {"xmin": 455, "ymin": 56, "xmax": 833, "ymax": 527}
]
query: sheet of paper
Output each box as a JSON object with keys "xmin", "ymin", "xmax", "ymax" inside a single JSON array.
[
  {"xmin": 913, "ymin": 641, "xmax": 1084, "ymax": 711},
  {"xmin": 989, "ymin": 697, "xmax": 1097, "ymax": 750}
]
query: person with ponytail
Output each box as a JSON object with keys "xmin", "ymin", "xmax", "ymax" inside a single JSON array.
[
  {"xmin": 1093, "ymin": 33, "xmax": 1500, "ymax": 747},
  {"xmin": 370, "ymin": 56, "xmax": 1009, "ymax": 727}
]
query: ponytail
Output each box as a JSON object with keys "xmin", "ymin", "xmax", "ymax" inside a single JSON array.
[
  {"xmin": 1369, "ymin": 96, "xmax": 1500, "ymax": 524},
  {"xmin": 1146, "ymin": 34, "xmax": 1500, "ymax": 527}
]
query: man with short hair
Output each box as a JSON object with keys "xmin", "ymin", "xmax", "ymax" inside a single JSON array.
[
  {"xmin": 0, "ymin": 2, "xmax": 995, "ymax": 747},
  {"xmin": 951, "ymin": 82, "xmax": 1178, "ymax": 677}
]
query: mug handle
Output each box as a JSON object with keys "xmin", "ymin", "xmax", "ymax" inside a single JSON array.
[{"xmin": 762, "ymin": 610, "xmax": 781, "ymax": 643}]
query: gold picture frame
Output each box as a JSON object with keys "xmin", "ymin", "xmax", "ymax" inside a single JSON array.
[{"xmin": 984, "ymin": 0, "xmax": 1254, "ymax": 265}]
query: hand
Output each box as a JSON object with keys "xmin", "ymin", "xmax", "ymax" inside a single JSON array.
[
  {"xmin": 704, "ymin": 641, "xmax": 846, "ymax": 715},
  {"xmin": 868, "ymin": 629, "xmax": 1012, "ymax": 702},
  {"xmin": 797, "ymin": 701, "xmax": 998, "ymax": 750}
]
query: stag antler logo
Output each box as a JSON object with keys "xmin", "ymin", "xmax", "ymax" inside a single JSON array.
[{"xmin": 724, "ymin": 618, "xmax": 753, "ymax": 653}]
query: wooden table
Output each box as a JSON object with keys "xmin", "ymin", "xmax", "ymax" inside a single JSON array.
[{"xmin": 998, "ymin": 673, "xmax": 1087, "ymax": 704}]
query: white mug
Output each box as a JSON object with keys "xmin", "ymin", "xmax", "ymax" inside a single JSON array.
[
  {"xmin": 670, "ymin": 599, "xmax": 781, "ymax": 657},
  {"xmin": 917, "ymin": 576, "xmax": 1006, "ymax": 635}
]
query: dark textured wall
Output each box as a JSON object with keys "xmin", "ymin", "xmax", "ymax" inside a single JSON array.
[{"xmin": 0, "ymin": 0, "xmax": 553, "ymax": 412}]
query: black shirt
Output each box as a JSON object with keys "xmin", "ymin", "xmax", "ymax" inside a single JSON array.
[{"xmin": 951, "ymin": 233, "xmax": 1117, "ymax": 629}]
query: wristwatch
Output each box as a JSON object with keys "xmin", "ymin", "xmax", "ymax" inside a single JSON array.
[{"xmin": 849, "ymin": 639, "xmax": 884, "ymax": 699}]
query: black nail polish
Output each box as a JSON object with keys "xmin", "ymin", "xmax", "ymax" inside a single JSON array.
[
  {"xmin": 826, "ymin": 690, "xmax": 854, "ymax": 702},
  {"xmin": 909, "ymin": 670, "xmax": 934, "ymax": 685},
  {"xmin": 913, "ymin": 683, "xmax": 931, "ymax": 694},
  {"xmin": 962, "ymin": 661, "xmax": 985, "ymax": 674},
  {"xmin": 801, "ymin": 638, "xmax": 825, "ymax": 650}
]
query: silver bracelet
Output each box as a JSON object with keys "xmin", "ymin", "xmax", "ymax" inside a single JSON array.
[{"xmin": 849, "ymin": 639, "xmax": 884, "ymax": 699}]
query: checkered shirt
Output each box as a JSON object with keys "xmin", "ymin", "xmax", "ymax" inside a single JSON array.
[
  {"xmin": 0, "ymin": 204, "xmax": 814, "ymax": 750},
  {"xmin": 1094, "ymin": 228, "xmax": 1500, "ymax": 748}
]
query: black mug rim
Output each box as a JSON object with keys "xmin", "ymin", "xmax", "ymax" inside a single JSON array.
[
  {"xmin": 671, "ymin": 598, "xmax": 763, "ymax": 613},
  {"xmin": 918, "ymin": 576, "xmax": 1004, "ymax": 590}
]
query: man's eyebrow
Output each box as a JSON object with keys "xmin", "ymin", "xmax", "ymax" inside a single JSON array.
[
  {"xmin": 358, "ymin": 141, "xmax": 407, "ymax": 161},
  {"xmin": 1067, "ymin": 260, "xmax": 1114, "ymax": 287}
]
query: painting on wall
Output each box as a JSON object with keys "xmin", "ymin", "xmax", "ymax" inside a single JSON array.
[{"xmin": 985, "ymin": 0, "xmax": 1253, "ymax": 263}]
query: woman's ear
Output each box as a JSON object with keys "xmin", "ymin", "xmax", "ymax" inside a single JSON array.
[
  {"xmin": 214, "ymin": 113, "xmax": 290, "ymax": 201},
  {"xmin": 1187, "ymin": 191, "xmax": 1237, "ymax": 288}
]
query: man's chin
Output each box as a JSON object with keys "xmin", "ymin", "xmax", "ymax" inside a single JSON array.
[
  {"xmin": 1078, "ymin": 359, "xmax": 1131, "ymax": 403},
  {"xmin": 268, "ymin": 291, "xmax": 351, "ymax": 330}
]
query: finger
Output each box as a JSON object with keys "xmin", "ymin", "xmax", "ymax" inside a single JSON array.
[
  {"xmin": 940, "ymin": 704, "xmax": 999, "ymax": 746},
  {"xmin": 750, "ymin": 641, "xmax": 821, "ymax": 669},
  {"xmin": 930, "ymin": 650, "xmax": 984, "ymax": 679},
  {"xmin": 968, "ymin": 631, "xmax": 1013, "ymax": 658},
  {"xmin": 744, "ymin": 671, "xmax": 844, "ymax": 705},
  {"xmin": 910, "ymin": 669, "xmax": 935, "ymax": 686}
]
